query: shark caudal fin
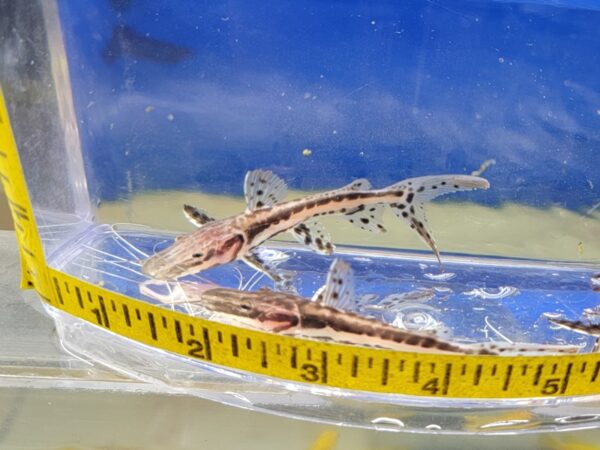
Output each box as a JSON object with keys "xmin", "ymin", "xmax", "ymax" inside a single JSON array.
[{"xmin": 385, "ymin": 175, "xmax": 490, "ymax": 266}]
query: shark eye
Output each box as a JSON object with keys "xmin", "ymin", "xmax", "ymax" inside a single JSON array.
[
  {"xmin": 240, "ymin": 303, "xmax": 251, "ymax": 311},
  {"xmin": 192, "ymin": 252, "xmax": 203, "ymax": 258}
]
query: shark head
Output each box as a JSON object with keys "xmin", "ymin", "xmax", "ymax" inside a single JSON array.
[{"xmin": 141, "ymin": 221, "xmax": 244, "ymax": 280}]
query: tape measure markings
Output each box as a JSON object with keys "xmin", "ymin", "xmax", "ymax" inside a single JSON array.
[
  {"xmin": 593, "ymin": 362, "xmax": 600, "ymax": 382},
  {"xmin": 38, "ymin": 268, "xmax": 600, "ymax": 398}
]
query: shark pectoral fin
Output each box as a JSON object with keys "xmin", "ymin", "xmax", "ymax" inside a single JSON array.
[
  {"xmin": 243, "ymin": 251, "xmax": 276, "ymax": 278},
  {"xmin": 387, "ymin": 175, "xmax": 490, "ymax": 266},
  {"xmin": 244, "ymin": 169, "xmax": 288, "ymax": 212},
  {"xmin": 289, "ymin": 220, "xmax": 335, "ymax": 255},
  {"xmin": 313, "ymin": 259, "xmax": 356, "ymax": 311},
  {"xmin": 257, "ymin": 306, "xmax": 299, "ymax": 332},
  {"xmin": 183, "ymin": 204, "xmax": 215, "ymax": 227},
  {"xmin": 344, "ymin": 204, "xmax": 386, "ymax": 233},
  {"xmin": 242, "ymin": 251, "xmax": 295, "ymax": 291}
]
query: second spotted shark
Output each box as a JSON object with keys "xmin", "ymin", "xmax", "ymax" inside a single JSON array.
[
  {"xmin": 142, "ymin": 169, "xmax": 489, "ymax": 281},
  {"xmin": 548, "ymin": 316, "xmax": 600, "ymax": 352},
  {"xmin": 142, "ymin": 259, "xmax": 580, "ymax": 356}
]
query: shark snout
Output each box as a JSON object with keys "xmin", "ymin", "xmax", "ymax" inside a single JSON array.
[{"xmin": 141, "ymin": 254, "xmax": 183, "ymax": 280}]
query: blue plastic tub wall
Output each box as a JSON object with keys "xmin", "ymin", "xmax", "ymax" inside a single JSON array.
[{"xmin": 57, "ymin": 0, "xmax": 600, "ymax": 211}]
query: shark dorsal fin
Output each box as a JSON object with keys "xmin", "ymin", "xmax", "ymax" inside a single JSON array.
[
  {"xmin": 337, "ymin": 178, "xmax": 372, "ymax": 192},
  {"xmin": 308, "ymin": 178, "xmax": 371, "ymax": 203},
  {"xmin": 244, "ymin": 169, "xmax": 288, "ymax": 212},
  {"xmin": 311, "ymin": 259, "xmax": 355, "ymax": 311}
]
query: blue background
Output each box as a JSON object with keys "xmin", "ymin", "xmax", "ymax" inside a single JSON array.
[{"xmin": 57, "ymin": 0, "xmax": 600, "ymax": 210}]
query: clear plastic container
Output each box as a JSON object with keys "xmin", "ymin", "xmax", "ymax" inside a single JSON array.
[{"xmin": 2, "ymin": 0, "xmax": 599, "ymax": 434}]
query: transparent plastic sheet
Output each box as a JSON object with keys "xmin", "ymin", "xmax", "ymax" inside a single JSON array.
[
  {"xmin": 4, "ymin": 230, "xmax": 600, "ymax": 447},
  {"xmin": 51, "ymin": 308, "xmax": 600, "ymax": 435},
  {"xmin": 43, "ymin": 219, "xmax": 600, "ymax": 434},
  {"xmin": 48, "ymin": 221, "xmax": 600, "ymax": 350}
]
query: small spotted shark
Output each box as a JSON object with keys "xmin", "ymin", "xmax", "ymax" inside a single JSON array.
[
  {"xmin": 142, "ymin": 169, "xmax": 490, "ymax": 281},
  {"xmin": 142, "ymin": 260, "xmax": 580, "ymax": 356},
  {"xmin": 548, "ymin": 316, "xmax": 600, "ymax": 352},
  {"xmin": 549, "ymin": 317, "xmax": 600, "ymax": 336}
]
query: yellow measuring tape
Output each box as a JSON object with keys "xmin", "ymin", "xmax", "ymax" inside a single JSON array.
[{"xmin": 1, "ymin": 88, "xmax": 599, "ymax": 400}]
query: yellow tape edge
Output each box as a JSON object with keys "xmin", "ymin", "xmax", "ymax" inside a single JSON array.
[
  {"xmin": 0, "ymin": 87, "xmax": 53, "ymax": 297},
  {"xmin": 1, "ymin": 86, "xmax": 600, "ymax": 400}
]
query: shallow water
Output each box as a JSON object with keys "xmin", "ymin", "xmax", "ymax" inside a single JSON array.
[{"xmin": 52, "ymin": 210, "xmax": 600, "ymax": 352}]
